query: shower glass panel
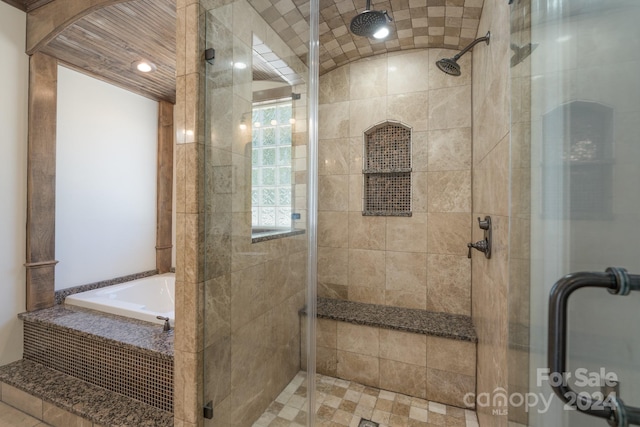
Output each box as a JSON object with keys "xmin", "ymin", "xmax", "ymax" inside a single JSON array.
[
  {"xmin": 513, "ymin": 0, "xmax": 640, "ymax": 426},
  {"xmin": 202, "ymin": 0, "xmax": 316, "ymax": 425}
]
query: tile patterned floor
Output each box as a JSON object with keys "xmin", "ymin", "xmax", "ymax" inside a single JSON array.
[{"xmin": 253, "ymin": 372, "xmax": 480, "ymax": 427}]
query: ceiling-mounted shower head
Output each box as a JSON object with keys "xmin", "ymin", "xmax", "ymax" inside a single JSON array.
[
  {"xmin": 350, "ymin": 0, "xmax": 393, "ymax": 39},
  {"xmin": 435, "ymin": 31, "xmax": 491, "ymax": 76}
]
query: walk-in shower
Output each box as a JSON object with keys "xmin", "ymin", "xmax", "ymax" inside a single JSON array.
[{"xmin": 435, "ymin": 31, "xmax": 491, "ymax": 76}]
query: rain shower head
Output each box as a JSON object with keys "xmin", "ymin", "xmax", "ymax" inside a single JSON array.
[
  {"xmin": 435, "ymin": 31, "xmax": 491, "ymax": 76},
  {"xmin": 350, "ymin": 0, "xmax": 393, "ymax": 39}
]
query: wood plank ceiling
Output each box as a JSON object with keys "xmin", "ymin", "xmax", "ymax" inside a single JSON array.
[
  {"xmin": 3, "ymin": 0, "xmax": 486, "ymax": 103},
  {"xmin": 41, "ymin": 0, "xmax": 176, "ymax": 103}
]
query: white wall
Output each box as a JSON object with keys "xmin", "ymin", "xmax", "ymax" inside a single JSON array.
[
  {"xmin": 0, "ymin": 2, "xmax": 28, "ymax": 365},
  {"xmin": 56, "ymin": 66, "xmax": 158, "ymax": 289}
]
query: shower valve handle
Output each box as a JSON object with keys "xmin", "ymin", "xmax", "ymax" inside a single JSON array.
[{"xmin": 467, "ymin": 240, "xmax": 489, "ymax": 258}]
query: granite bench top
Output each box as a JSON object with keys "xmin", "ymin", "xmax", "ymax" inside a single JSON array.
[
  {"xmin": 0, "ymin": 359, "xmax": 173, "ymax": 427},
  {"xmin": 19, "ymin": 305, "xmax": 173, "ymax": 358},
  {"xmin": 315, "ymin": 297, "xmax": 477, "ymax": 343}
]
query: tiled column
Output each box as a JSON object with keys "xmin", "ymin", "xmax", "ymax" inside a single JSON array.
[{"xmin": 174, "ymin": 0, "xmax": 205, "ymax": 426}]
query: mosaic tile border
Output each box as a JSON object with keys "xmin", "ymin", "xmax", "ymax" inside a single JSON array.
[{"xmin": 23, "ymin": 321, "xmax": 173, "ymax": 412}]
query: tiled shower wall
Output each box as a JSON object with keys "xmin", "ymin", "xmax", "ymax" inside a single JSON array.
[
  {"xmin": 201, "ymin": 1, "xmax": 309, "ymax": 426},
  {"xmin": 317, "ymin": 48, "xmax": 473, "ymax": 316},
  {"xmin": 471, "ymin": 0, "xmax": 512, "ymax": 425},
  {"xmin": 174, "ymin": 0, "xmax": 308, "ymax": 426}
]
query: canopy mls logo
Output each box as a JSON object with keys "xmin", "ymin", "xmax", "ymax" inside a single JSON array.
[{"xmin": 463, "ymin": 368, "xmax": 619, "ymax": 415}]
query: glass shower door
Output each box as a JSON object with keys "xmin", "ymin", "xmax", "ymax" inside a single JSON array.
[
  {"xmin": 201, "ymin": 0, "xmax": 316, "ymax": 425},
  {"xmin": 520, "ymin": 0, "xmax": 640, "ymax": 426}
]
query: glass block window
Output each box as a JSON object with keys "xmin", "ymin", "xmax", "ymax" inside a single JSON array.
[
  {"xmin": 252, "ymin": 100, "xmax": 293, "ymax": 228},
  {"xmin": 363, "ymin": 122, "xmax": 412, "ymax": 216}
]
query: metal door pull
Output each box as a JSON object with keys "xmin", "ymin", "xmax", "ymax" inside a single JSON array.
[{"xmin": 548, "ymin": 267, "xmax": 640, "ymax": 426}]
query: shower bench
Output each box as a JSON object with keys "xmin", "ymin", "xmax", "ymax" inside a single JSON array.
[{"xmin": 307, "ymin": 297, "xmax": 477, "ymax": 409}]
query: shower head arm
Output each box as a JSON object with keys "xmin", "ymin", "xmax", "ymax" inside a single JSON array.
[
  {"xmin": 453, "ymin": 31, "xmax": 490, "ymax": 61},
  {"xmin": 364, "ymin": 0, "xmax": 371, "ymax": 10}
]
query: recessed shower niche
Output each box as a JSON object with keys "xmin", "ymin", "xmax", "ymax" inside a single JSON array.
[{"xmin": 362, "ymin": 121, "xmax": 412, "ymax": 217}]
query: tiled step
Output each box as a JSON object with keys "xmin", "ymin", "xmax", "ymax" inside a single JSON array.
[{"xmin": 0, "ymin": 359, "xmax": 173, "ymax": 427}]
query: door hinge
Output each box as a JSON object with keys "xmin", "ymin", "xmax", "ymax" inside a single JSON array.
[{"xmin": 203, "ymin": 401, "xmax": 213, "ymax": 419}]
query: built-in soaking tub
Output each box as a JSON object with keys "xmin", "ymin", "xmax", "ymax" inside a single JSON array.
[{"xmin": 64, "ymin": 273, "xmax": 175, "ymax": 326}]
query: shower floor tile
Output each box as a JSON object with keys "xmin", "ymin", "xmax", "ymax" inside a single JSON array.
[{"xmin": 253, "ymin": 372, "xmax": 479, "ymax": 427}]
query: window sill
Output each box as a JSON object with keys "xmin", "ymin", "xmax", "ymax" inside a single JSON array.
[{"xmin": 251, "ymin": 227, "xmax": 305, "ymax": 243}]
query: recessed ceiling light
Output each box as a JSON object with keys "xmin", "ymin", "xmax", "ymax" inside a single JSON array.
[
  {"xmin": 133, "ymin": 60, "xmax": 157, "ymax": 73},
  {"xmin": 233, "ymin": 62, "xmax": 247, "ymax": 69}
]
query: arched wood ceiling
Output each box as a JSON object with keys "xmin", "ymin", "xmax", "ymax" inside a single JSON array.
[{"xmin": 4, "ymin": 0, "xmax": 485, "ymax": 103}]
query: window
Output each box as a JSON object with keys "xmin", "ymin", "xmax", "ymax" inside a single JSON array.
[{"xmin": 251, "ymin": 100, "xmax": 293, "ymax": 228}]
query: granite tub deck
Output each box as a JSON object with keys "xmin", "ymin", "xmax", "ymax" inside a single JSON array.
[
  {"xmin": 316, "ymin": 297, "xmax": 477, "ymax": 342},
  {"xmin": 4, "ymin": 305, "xmax": 174, "ymax": 426},
  {"xmin": 311, "ymin": 298, "xmax": 478, "ymax": 408}
]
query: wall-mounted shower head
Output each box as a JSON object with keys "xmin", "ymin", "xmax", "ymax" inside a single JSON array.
[
  {"xmin": 350, "ymin": 0, "xmax": 393, "ymax": 39},
  {"xmin": 435, "ymin": 31, "xmax": 491, "ymax": 76}
]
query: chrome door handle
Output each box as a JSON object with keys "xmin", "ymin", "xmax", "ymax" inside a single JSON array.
[{"xmin": 548, "ymin": 267, "xmax": 640, "ymax": 426}]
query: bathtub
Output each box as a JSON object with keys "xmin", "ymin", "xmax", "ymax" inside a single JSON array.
[{"xmin": 64, "ymin": 273, "xmax": 175, "ymax": 326}]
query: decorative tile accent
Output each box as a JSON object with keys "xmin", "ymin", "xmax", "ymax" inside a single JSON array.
[
  {"xmin": 20, "ymin": 307, "xmax": 173, "ymax": 412},
  {"xmin": 363, "ymin": 122, "xmax": 412, "ymax": 216},
  {"xmin": 246, "ymin": 0, "xmax": 485, "ymax": 75},
  {"xmin": 251, "ymin": 371, "xmax": 480, "ymax": 426}
]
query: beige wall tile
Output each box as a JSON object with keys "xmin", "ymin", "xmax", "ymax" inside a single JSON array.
[
  {"xmin": 348, "ymin": 286, "xmax": 386, "ymax": 305},
  {"xmin": 336, "ymin": 323, "xmax": 379, "ymax": 357},
  {"xmin": 317, "ymin": 346, "xmax": 338, "ymax": 377},
  {"xmin": 348, "ymin": 249, "xmax": 386, "ymax": 289},
  {"xmin": 427, "ymin": 127, "xmax": 472, "ymax": 171},
  {"xmin": 412, "ymin": 172, "xmax": 429, "ymax": 213},
  {"xmin": 426, "ymin": 368, "xmax": 475, "ymax": 409},
  {"xmin": 473, "ymin": 134, "xmax": 510, "ymax": 217},
  {"xmin": 385, "ymin": 251, "xmax": 427, "ymax": 294},
  {"xmin": 349, "ymin": 97, "xmax": 387, "ymax": 137},
  {"xmin": 426, "ymin": 336, "xmax": 476, "ymax": 377},
  {"xmin": 1, "ymin": 384, "xmax": 42, "ymax": 420},
  {"xmin": 319, "ymin": 102, "xmax": 350, "ymax": 139},
  {"xmin": 319, "ymin": 247, "xmax": 349, "ymax": 287},
  {"xmin": 426, "ymin": 213, "xmax": 471, "ymax": 256},
  {"xmin": 412, "ymin": 131, "xmax": 429, "ymax": 172},
  {"xmin": 379, "ymin": 359, "xmax": 427, "ymax": 399},
  {"xmin": 348, "ymin": 174, "xmax": 364, "ymax": 212},
  {"xmin": 387, "ymin": 92, "xmax": 429, "ymax": 132},
  {"xmin": 388, "ymin": 50, "xmax": 430, "ymax": 95},
  {"xmin": 318, "ymin": 211, "xmax": 349, "ymax": 248},
  {"xmin": 386, "ymin": 214, "xmax": 428, "ymax": 252},
  {"xmin": 427, "ymin": 171, "xmax": 471, "ymax": 213},
  {"xmin": 349, "ymin": 137, "xmax": 363, "ymax": 174},
  {"xmin": 319, "ymin": 175, "xmax": 349, "ymax": 211},
  {"xmin": 230, "ymin": 264, "xmax": 267, "ymax": 331},
  {"xmin": 318, "ymin": 318, "xmax": 337, "ymax": 349},
  {"xmin": 428, "ymin": 85, "xmax": 472, "ymax": 131},
  {"xmin": 426, "ymin": 254, "xmax": 471, "ymax": 315},
  {"xmin": 320, "ymin": 65, "xmax": 350, "ymax": 104},
  {"xmin": 385, "ymin": 289, "xmax": 427, "ymax": 310},
  {"xmin": 42, "ymin": 402, "xmax": 91, "ymax": 427},
  {"xmin": 319, "ymin": 138, "xmax": 350, "ymax": 176},
  {"xmin": 379, "ymin": 329, "xmax": 427, "ymax": 366},
  {"xmin": 348, "ymin": 213, "xmax": 385, "ymax": 250},
  {"xmin": 349, "ymin": 56, "xmax": 388, "ymax": 100},
  {"xmin": 337, "ymin": 351, "xmax": 380, "ymax": 388}
]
